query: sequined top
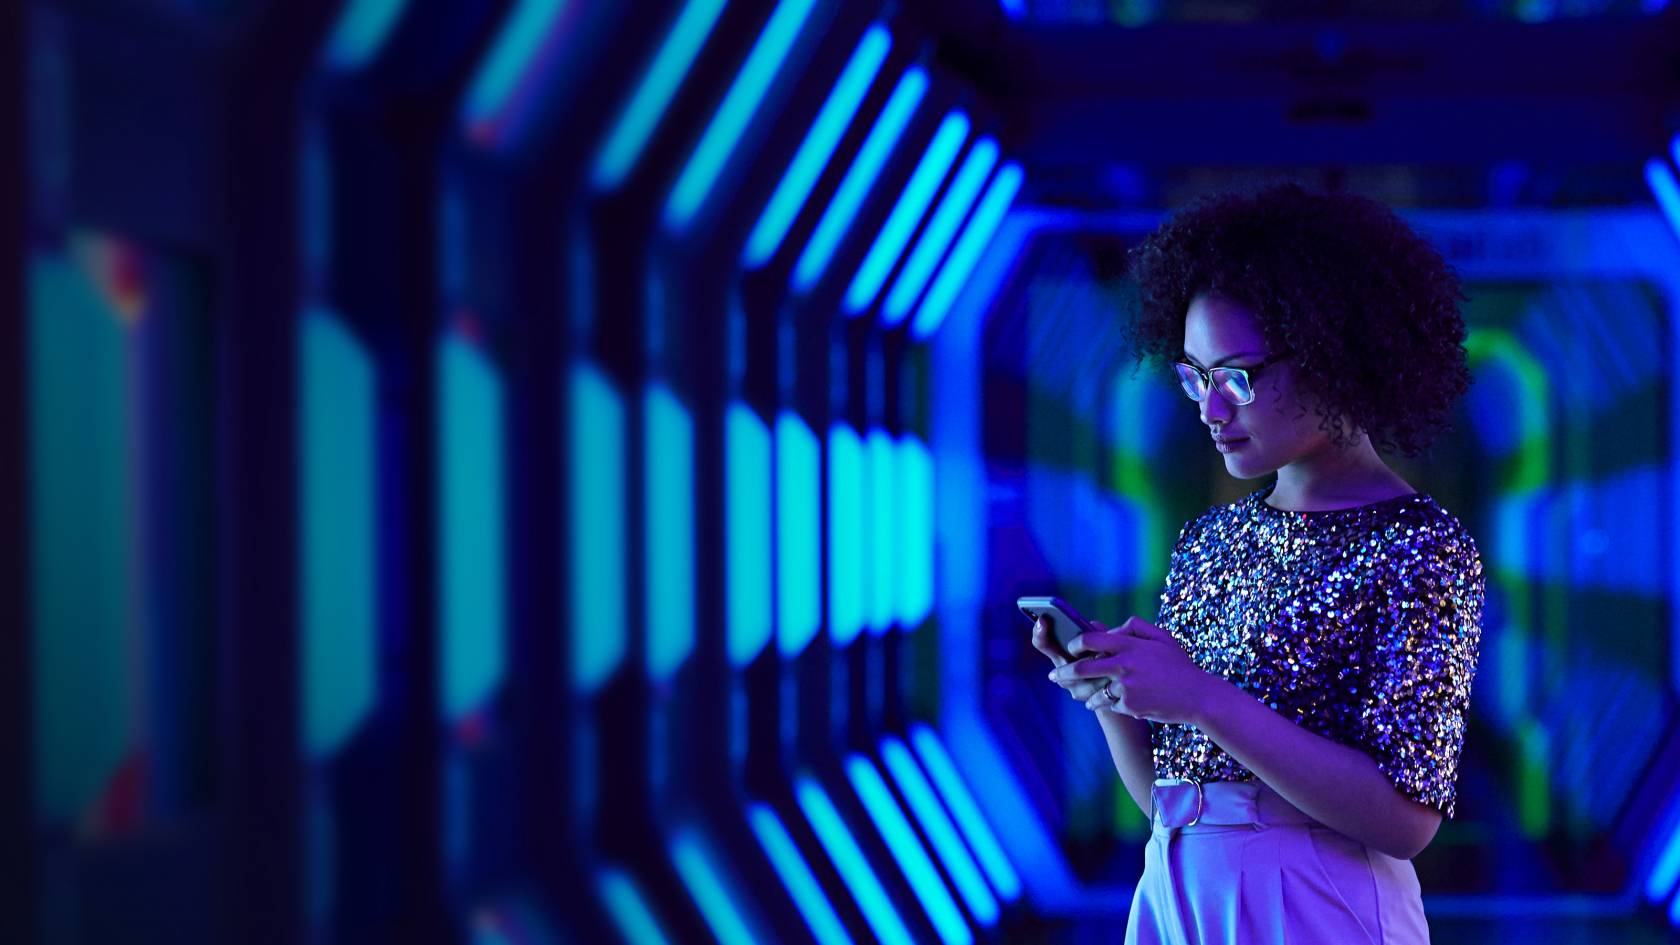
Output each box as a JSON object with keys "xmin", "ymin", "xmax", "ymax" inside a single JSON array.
[{"xmin": 1151, "ymin": 481, "xmax": 1486, "ymax": 819}]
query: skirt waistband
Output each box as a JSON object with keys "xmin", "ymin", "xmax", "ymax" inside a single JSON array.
[{"xmin": 1150, "ymin": 778, "xmax": 1319, "ymax": 831}]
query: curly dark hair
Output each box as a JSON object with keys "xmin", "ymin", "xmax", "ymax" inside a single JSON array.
[{"xmin": 1119, "ymin": 180, "xmax": 1472, "ymax": 458}]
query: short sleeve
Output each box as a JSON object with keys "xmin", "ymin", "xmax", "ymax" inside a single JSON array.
[
  {"xmin": 1156, "ymin": 511, "xmax": 1208, "ymax": 621},
  {"xmin": 1356, "ymin": 522, "xmax": 1486, "ymax": 819}
]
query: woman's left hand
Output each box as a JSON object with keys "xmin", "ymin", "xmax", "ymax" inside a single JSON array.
[{"xmin": 1048, "ymin": 617, "xmax": 1217, "ymax": 726}]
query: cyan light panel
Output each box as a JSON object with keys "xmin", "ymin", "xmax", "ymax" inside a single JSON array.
[
  {"xmin": 867, "ymin": 427, "xmax": 897, "ymax": 635},
  {"xmin": 777, "ymin": 411, "xmax": 821, "ymax": 657},
  {"xmin": 438, "ymin": 332, "xmax": 507, "ymax": 721},
  {"xmin": 645, "ymin": 383, "xmax": 695, "ymax": 682},
  {"xmin": 829, "ymin": 422, "xmax": 867, "ymax": 647},
  {"xmin": 29, "ymin": 250, "xmax": 137, "ymax": 824},
  {"xmin": 728, "ymin": 402, "xmax": 774, "ymax": 666},
  {"xmin": 898, "ymin": 435, "xmax": 934, "ymax": 628},
  {"xmin": 300, "ymin": 310, "xmax": 378, "ymax": 760},
  {"xmin": 570, "ymin": 361, "xmax": 628, "ymax": 693}
]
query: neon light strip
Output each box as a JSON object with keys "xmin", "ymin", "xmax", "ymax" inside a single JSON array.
[
  {"xmin": 747, "ymin": 803, "xmax": 855, "ymax": 945},
  {"xmin": 744, "ymin": 25, "xmax": 891, "ymax": 268},
  {"xmin": 881, "ymin": 138, "xmax": 996, "ymax": 325},
  {"xmin": 321, "ymin": 0, "xmax": 408, "ymax": 70},
  {"xmin": 665, "ymin": 0, "xmax": 821, "ymax": 231},
  {"xmin": 844, "ymin": 111, "xmax": 970, "ymax": 314},
  {"xmin": 460, "ymin": 0, "xmax": 573, "ymax": 143},
  {"xmin": 672, "ymin": 828, "xmax": 759, "ymax": 944},
  {"xmin": 911, "ymin": 162, "xmax": 1023, "ymax": 340},
  {"xmin": 791, "ymin": 67, "xmax": 927, "ymax": 293},
  {"xmin": 598, "ymin": 867, "xmax": 673, "ymax": 945},
  {"xmin": 909, "ymin": 724, "xmax": 1021, "ymax": 900},
  {"xmin": 880, "ymin": 737, "xmax": 998, "ymax": 922},
  {"xmin": 592, "ymin": 0, "xmax": 729, "ymax": 190},
  {"xmin": 795, "ymin": 775, "xmax": 914, "ymax": 945},
  {"xmin": 844, "ymin": 755, "xmax": 972, "ymax": 945}
]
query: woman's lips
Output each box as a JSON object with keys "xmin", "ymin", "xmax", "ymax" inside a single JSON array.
[{"xmin": 1215, "ymin": 437, "xmax": 1249, "ymax": 453}]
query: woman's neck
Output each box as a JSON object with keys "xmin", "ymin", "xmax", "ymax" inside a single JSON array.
[{"xmin": 1267, "ymin": 435, "xmax": 1412, "ymax": 511}]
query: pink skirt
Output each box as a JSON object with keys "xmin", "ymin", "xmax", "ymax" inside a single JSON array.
[{"xmin": 1126, "ymin": 778, "xmax": 1431, "ymax": 945}]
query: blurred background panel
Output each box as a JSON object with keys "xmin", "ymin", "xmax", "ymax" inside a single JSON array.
[{"xmin": 13, "ymin": 0, "xmax": 1680, "ymax": 943}]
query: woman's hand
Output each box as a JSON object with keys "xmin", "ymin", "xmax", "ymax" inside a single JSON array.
[
  {"xmin": 1030, "ymin": 614, "xmax": 1109, "ymax": 706},
  {"xmin": 1049, "ymin": 617, "xmax": 1214, "ymax": 726}
]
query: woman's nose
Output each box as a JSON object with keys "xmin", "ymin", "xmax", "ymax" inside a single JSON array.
[{"xmin": 1199, "ymin": 386, "xmax": 1234, "ymax": 425}]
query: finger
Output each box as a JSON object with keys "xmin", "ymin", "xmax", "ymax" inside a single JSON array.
[
  {"xmin": 1069, "ymin": 630, "xmax": 1126, "ymax": 660},
  {"xmin": 1065, "ymin": 680, "xmax": 1100, "ymax": 701},
  {"xmin": 1120, "ymin": 616, "xmax": 1172, "ymax": 641},
  {"xmin": 1084, "ymin": 685, "xmax": 1113, "ymax": 711},
  {"xmin": 1050, "ymin": 657, "xmax": 1117, "ymax": 683},
  {"xmin": 1089, "ymin": 619, "xmax": 1109, "ymax": 633}
]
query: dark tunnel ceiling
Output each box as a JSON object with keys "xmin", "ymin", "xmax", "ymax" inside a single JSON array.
[{"xmin": 910, "ymin": 0, "xmax": 1680, "ymax": 209}]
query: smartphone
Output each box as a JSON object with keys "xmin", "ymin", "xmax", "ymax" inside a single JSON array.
[{"xmin": 1017, "ymin": 595, "xmax": 1102, "ymax": 659}]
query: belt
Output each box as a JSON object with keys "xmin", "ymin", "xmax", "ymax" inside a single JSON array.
[
  {"xmin": 1147, "ymin": 779, "xmax": 1337, "ymax": 941},
  {"xmin": 1150, "ymin": 777, "xmax": 1318, "ymax": 831}
]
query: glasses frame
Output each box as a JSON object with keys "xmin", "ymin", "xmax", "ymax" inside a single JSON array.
[{"xmin": 1172, "ymin": 349, "xmax": 1292, "ymax": 406}]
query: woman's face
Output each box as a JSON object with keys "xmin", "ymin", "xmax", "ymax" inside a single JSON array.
[{"xmin": 1181, "ymin": 292, "xmax": 1332, "ymax": 478}]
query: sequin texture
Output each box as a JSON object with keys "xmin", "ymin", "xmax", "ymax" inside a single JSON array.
[{"xmin": 1152, "ymin": 481, "xmax": 1486, "ymax": 819}]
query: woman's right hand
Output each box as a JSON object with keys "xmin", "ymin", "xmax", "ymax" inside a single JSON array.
[{"xmin": 1032, "ymin": 615, "xmax": 1110, "ymax": 705}]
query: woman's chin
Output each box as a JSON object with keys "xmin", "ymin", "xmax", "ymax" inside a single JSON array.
[{"xmin": 1221, "ymin": 451, "xmax": 1271, "ymax": 478}]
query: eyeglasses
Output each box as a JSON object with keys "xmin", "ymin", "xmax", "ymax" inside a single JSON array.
[{"xmin": 1172, "ymin": 350, "xmax": 1292, "ymax": 406}]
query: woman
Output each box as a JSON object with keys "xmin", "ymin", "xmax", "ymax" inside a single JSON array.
[{"xmin": 1033, "ymin": 180, "xmax": 1485, "ymax": 944}]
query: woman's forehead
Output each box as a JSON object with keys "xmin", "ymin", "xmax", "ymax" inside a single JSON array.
[{"xmin": 1184, "ymin": 293, "xmax": 1266, "ymax": 355}]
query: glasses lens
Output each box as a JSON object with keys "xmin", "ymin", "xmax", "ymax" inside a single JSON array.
[
  {"xmin": 1211, "ymin": 368, "xmax": 1254, "ymax": 405},
  {"xmin": 1173, "ymin": 363, "xmax": 1205, "ymax": 400}
]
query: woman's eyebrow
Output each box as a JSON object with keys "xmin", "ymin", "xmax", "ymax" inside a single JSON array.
[{"xmin": 1182, "ymin": 350, "xmax": 1263, "ymax": 368}]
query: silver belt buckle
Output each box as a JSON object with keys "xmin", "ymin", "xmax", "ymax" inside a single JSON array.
[{"xmin": 1154, "ymin": 777, "xmax": 1205, "ymax": 828}]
